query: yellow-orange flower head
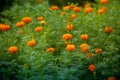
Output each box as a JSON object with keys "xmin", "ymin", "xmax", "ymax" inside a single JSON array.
[
  {"xmin": 22, "ymin": 17, "xmax": 32, "ymax": 23},
  {"xmin": 46, "ymin": 47, "xmax": 55, "ymax": 53},
  {"xmin": 16, "ymin": 22, "xmax": 25, "ymax": 27},
  {"xmin": 66, "ymin": 44, "xmax": 76, "ymax": 51},
  {"xmin": 100, "ymin": 0, "xmax": 108, "ymax": 4},
  {"xmin": 104, "ymin": 27, "xmax": 113, "ymax": 33},
  {"xmin": 8, "ymin": 46, "xmax": 18, "ymax": 53},
  {"xmin": 73, "ymin": 7, "xmax": 81, "ymax": 12},
  {"xmin": 63, "ymin": 34, "xmax": 72, "ymax": 40},
  {"xmin": 80, "ymin": 34, "xmax": 89, "ymax": 40},
  {"xmin": 88, "ymin": 64, "xmax": 96, "ymax": 72},
  {"xmin": 95, "ymin": 48, "xmax": 102, "ymax": 53},
  {"xmin": 37, "ymin": 16, "xmax": 44, "ymax": 21},
  {"xmin": 84, "ymin": 7, "xmax": 93, "ymax": 13},
  {"xmin": 35, "ymin": 27, "xmax": 43, "ymax": 32},
  {"xmin": 66, "ymin": 24, "xmax": 74, "ymax": 31},
  {"xmin": 27, "ymin": 40, "xmax": 36, "ymax": 46},
  {"xmin": 80, "ymin": 43, "xmax": 89, "ymax": 52}
]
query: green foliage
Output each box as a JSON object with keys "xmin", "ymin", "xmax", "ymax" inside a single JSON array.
[{"xmin": 48, "ymin": 0, "xmax": 96, "ymax": 6}]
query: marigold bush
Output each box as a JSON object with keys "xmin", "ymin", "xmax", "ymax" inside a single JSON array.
[{"xmin": 0, "ymin": 0, "xmax": 120, "ymax": 80}]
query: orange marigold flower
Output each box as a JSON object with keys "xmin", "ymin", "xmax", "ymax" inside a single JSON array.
[
  {"xmin": 22, "ymin": 17, "xmax": 32, "ymax": 23},
  {"xmin": 27, "ymin": 40, "xmax": 36, "ymax": 46},
  {"xmin": 37, "ymin": 16, "xmax": 44, "ymax": 21},
  {"xmin": 66, "ymin": 24, "xmax": 74, "ymax": 31},
  {"xmin": 71, "ymin": 14, "xmax": 77, "ymax": 19},
  {"xmin": 88, "ymin": 64, "xmax": 96, "ymax": 72},
  {"xmin": 66, "ymin": 44, "xmax": 76, "ymax": 51},
  {"xmin": 80, "ymin": 43, "xmax": 89, "ymax": 52},
  {"xmin": 73, "ymin": 7, "xmax": 81, "ymax": 12},
  {"xmin": 63, "ymin": 6, "xmax": 70, "ymax": 11},
  {"xmin": 102, "ymin": 7, "xmax": 107, "ymax": 11},
  {"xmin": 69, "ymin": 3, "xmax": 76, "ymax": 9},
  {"xmin": 8, "ymin": 46, "xmax": 18, "ymax": 53},
  {"xmin": 95, "ymin": 48, "xmax": 102, "ymax": 53},
  {"xmin": 84, "ymin": 2, "xmax": 91, "ymax": 8},
  {"xmin": 98, "ymin": 7, "xmax": 106, "ymax": 14},
  {"xmin": 84, "ymin": 7, "xmax": 93, "ymax": 13},
  {"xmin": 51, "ymin": 6, "xmax": 59, "ymax": 10},
  {"xmin": 98, "ymin": 9, "xmax": 105, "ymax": 14},
  {"xmin": 100, "ymin": 0, "xmax": 108, "ymax": 4},
  {"xmin": 35, "ymin": 27, "xmax": 42, "ymax": 32},
  {"xmin": 64, "ymin": 41, "xmax": 71, "ymax": 45},
  {"xmin": 108, "ymin": 77, "xmax": 116, "ymax": 80},
  {"xmin": 61, "ymin": 12, "xmax": 66, "ymax": 16},
  {"xmin": 0, "ymin": 24, "xmax": 10, "ymax": 31},
  {"xmin": 63, "ymin": 34, "xmax": 72, "ymax": 40},
  {"xmin": 80, "ymin": 34, "xmax": 89, "ymax": 40},
  {"xmin": 104, "ymin": 27, "xmax": 113, "ymax": 33},
  {"xmin": 46, "ymin": 47, "xmax": 55, "ymax": 52},
  {"xmin": 16, "ymin": 22, "xmax": 25, "ymax": 27},
  {"xmin": 4, "ymin": 24, "xmax": 10, "ymax": 30},
  {"xmin": 86, "ymin": 53, "xmax": 94, "ymax": 58}
]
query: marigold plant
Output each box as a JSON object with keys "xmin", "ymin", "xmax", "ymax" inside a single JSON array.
[
  {"xmin": 40, "ymin": 20, "xmax": 46, "ymax": 25},
  {"xmin": 8, "ymin": 46, "xmax": 18, "ymax": 53},
  {"xmin": 0, "ymin": 24, "xmax": 10, "ymax": 31},
  {"xmin": 22, "ymin": 17, "xmax": 32, "ymax": 23},
  {"xmin": 16, "ymin": 22, "xmax": 25, "ymax": 27},
  {"xmin": 27, "ymin": 40, "xmax": 36, "ymax": 46},
  {"xmin": 46, "ymin": 47, "xmax": 55, "ymax": 53},
  {"xmin": 98, "ymin": 7, "xmax": 106, "ymax": 14},
  {"xmin": 71, "ymin": 14, "xmax": 77, "ymax": 19},
  {"xmin": 66, "ymin": 44, "xmax": 76, "ymax": 51},
  {"xmin": 80, "ymin": 43, "xmax": 89, "ymax": 52},
  {"xmin": 61, "ymin": 12, "xmax": 66, "ymax": 16},
  {"xmin": 37, "ymin": 16, "xmax": 44, "ymax": 21},
  {"xmin": 88, "ymin": 64, "xmax": 96, "ymax": 72},
  {"xmin": 100, "ymin": 0, "xmax": 108, "ymax": 4},
  {"xmin": 50, "ymin": 6, "xmax": 59, "ymax": 10},
  {"xmin": 86, "ymin": 53, "xmax": 94, "ymax": 58},
  {"xmin": 66, "ymin": 24, "xmax": 74, "ymax": 31},
  {"xmin": 95, "ymin": 48, "xmax": 102, "ymax": 53},
  {"xmin": 64, "ymin": 41, "xmax": 71, "ymax": 45},
  {"xmin": 35, "ymin": 26, "xmax": 43, "ymax": 32},
  {"xmin": 80, "ymin": 34, "xmax": 89, "ymax": 40},
  {"xmin": 104, "ymin": 27, "xmax": 113, "ymax": 33},
  {"xmin": 108, "ymin": 77, "xmax": 116, "ymax": 80},
  {"xmin": 63, "ymin": 34, "xmax": 72, "ymax": 40},
  {"xmin": 84, "ymin": 7, "xmax": 93, "ymax": 13},
  {"xmin": 84, "ymin": 2, "xmax": 91, "ymax": 8},
  {"xmin": 63, "ymin": 6, "xmax": 70, "ymax": 11},
  {"xmin": 73, "ymin": 7, "xmax": 81, "ymax": 12}
]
